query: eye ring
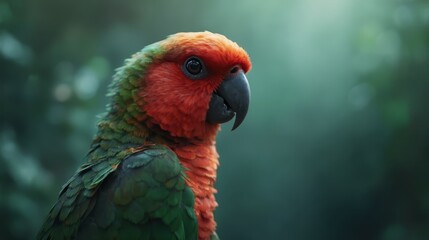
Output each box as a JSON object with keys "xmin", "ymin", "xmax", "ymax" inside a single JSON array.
[{"xmin": 182, "ymin": 56, "xmax": 206, "ymax": 79}]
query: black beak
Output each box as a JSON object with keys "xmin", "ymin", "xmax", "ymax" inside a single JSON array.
[{"xmin": 206, "ymin": 68, "xmax": 250, "ymax": 130}]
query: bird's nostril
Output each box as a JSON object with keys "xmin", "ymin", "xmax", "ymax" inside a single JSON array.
[{"xmin": 230, "ymin": 66, "xmax": 239, "ymax": 74}]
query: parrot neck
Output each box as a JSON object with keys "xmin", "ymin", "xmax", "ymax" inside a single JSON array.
[{"xmin": 171, "ymin": 140, "xmax": 219, "ymax": 240}]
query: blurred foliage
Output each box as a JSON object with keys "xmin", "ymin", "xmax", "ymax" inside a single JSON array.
[{"xmin": 0, "ymin": 0, "xmax": 428, "ymax": 239}]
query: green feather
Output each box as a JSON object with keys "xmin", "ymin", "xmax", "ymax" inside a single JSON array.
[{"xmin": 145, "ymin": 187, "xmax": 170, "ymax": 201}]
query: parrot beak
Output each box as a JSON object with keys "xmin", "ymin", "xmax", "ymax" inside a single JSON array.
[{"xmin": 206, "ymin": 68, "xmax": 250, "ymax": 130}]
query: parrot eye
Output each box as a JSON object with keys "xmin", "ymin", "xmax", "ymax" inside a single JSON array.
[
  {"xmin": 186, "ymin": 58, "xmax": 202, "ymax": 74},
  {"xmin": 183, "ymin": 57, "xmax": 206, "ymax": 79}
]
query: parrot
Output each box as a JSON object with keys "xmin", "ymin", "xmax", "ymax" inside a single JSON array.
[{"xmin": 37, "ymin": 31, "xmax": 251, "ymax": 240}]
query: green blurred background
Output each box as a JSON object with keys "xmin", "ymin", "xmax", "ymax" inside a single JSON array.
[{"xmin": 1, "ymin": 0, "xmax": 428, "ymax": 239}]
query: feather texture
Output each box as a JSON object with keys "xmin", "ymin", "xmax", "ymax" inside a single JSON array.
[{"xmin": 38, "ymin": 145, "xmax": 197, "ymax": 240}]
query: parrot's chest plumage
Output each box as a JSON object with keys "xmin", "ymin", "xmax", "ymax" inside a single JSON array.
[{"xmin": 172, "ymin": 143, "xmax": 219, "ymax": 240}]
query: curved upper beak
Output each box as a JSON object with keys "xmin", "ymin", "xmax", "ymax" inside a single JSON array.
[{"xmin": 206, "ymin": 68, "xmax": 250, "ymax": 130}]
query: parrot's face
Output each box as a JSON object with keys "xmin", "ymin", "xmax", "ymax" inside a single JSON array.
[{"xmin": 140, "ymin": 32, "xmax": 252, "ymax": 139}]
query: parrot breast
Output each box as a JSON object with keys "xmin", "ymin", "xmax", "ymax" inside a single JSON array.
[{"xmin": 172, "ymin": 142, "xmax": 220, "ymax": 240}]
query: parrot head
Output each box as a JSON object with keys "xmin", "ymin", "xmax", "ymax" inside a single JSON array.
[{"xmin": 114, "ymin": 31, "xmax": 252, "ymax": 140}]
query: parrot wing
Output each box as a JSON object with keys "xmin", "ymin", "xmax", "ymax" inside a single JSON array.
[{"xmin": 38, "ymin": 144, "xmax": 198, "ymax": 240}]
